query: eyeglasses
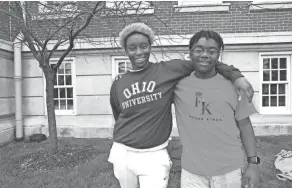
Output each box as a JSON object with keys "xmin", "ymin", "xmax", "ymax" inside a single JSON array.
[{"xmin": 191, "ymin": 48, "xmax": 220, "ymax": 56}]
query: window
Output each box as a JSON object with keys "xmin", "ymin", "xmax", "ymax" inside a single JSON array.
[
  {"xmin": 44, "ymin": 58, "xmax": 77, "ymax": 115},
  {"xmin": 250, "ymin": 1, "xmax": 292, "ymax": 11},
  {"xmin": 259, "ymin": 54, "xmax": 291, "ymax": 114},
  {"xmin": 174, "ymin": 0, "xmax": 230, "ymax": 12},
  {"xmin": 38, "ymin": 1, "xmax": 78, "ymax": 13},
  {"xmin": 177, "ymin": 0, "xmax": 223, "ymax": 6},
  {"xmin": 105, "ymin": 1, "xmax": 154, "ymax": 15},
  {"xmin": 111, "ymin": 56, "xmax": 132, "ymax": 79}
]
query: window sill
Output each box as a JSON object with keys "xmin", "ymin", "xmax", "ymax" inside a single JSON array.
[
  {"xmin": 32, "ymin": 12, "xmax": 80, "ymax": 20},
  {"xmin": 55, "ymin": 110, "xmax": 76, "ymax": 116},
  {"xmin": 173, "ymin": 3, "xmax": 230, "ymax": 13},
  {"xmin": 250, "ymin": 2, "xmax": 292, "ymax": 11},
  {"xmin": 259, "ymin": 108, "xmax": 291, "ymax": 115},
  {"xmin": 103, "ymin": 8, "xmax": 154, "ymax": 16}
]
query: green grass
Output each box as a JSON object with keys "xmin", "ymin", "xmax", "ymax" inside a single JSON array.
[{"xmin": 0, "ymin": 136, "xmax": 292, "ymax": 188}]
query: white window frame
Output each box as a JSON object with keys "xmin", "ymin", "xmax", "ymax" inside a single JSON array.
[
  {"xmin": 174, "ymin": 0, "xmax": 230, "ymax": 12},
  {"xmin": 38, "ymin": 1, "xmax": 78, "ymax": 13},
  {"xmin": 105, "ymin": 1, "xmax": 154, "ymax": 15},
  {"xmin": 259, "ymin": 52, "xmax": 292, "ymax": 115},
  {"xmin": 111, "ymin": 56, "xmax": 132, "ymax": 79},
  {"xmin": 177, "ymin": 0, "xmax": 223, "ymax": 6},
  {"xmin": 43, "ymin": 57, "xmax": 77, "ymax": 116},
  {"xmin": 250, "ymin": 1, "xmax": 292, "ymax": 11}
]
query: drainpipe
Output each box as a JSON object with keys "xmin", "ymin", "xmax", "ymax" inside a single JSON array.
[{"xmin": 14, "ymin": 33, "xmax": 23, "ymax": 142}]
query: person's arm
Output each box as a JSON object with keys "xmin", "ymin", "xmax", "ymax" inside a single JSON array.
[
  {"xmin": 216, "ymin": 61, "xmax": 254, "ymax": 102},
  {"xmin": 235, "ymin": 94, "xmax": 259, "ymax": 188},
  {"xmin": 237, "ymin": 117, "xmax": 260, "ymax": 188},
  {"xmin": 215, "ymin": 61, "xmax": 243, "ymax": 82},
  {"xmin": 110, "ymin": 81, "xmax": 120, "ymax": 121}
]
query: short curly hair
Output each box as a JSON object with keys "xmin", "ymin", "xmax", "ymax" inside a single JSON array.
[{"xmin": 119, "ymin": 22, "xmax": 155, "ymax": 49}]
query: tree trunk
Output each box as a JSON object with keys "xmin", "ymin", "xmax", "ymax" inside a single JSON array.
[{"xmin": 44, "ymin": 68, "xmax": 58, "ymax": 154}]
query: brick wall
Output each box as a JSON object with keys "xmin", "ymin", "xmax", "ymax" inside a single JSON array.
[
  {"xmin": 83, "ymin": 1, "xmax": 292, "ymax": 38},
  {"xmin": 7, "ymin": 1, "xmax": 292, "ymax": 42},
  {"xmin": 0, "ymin": 2, "xmax": 11, "ymax": 41}
]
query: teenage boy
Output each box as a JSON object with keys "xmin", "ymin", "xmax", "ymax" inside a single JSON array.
[{"xmin": 174, "ymin": 30, "xmax": 260, "ymax": 188}]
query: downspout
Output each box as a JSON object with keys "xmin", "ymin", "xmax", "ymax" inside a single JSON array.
[{"xmin": 14, "ymin": 34, "xmax": 23, "ymax": 142}]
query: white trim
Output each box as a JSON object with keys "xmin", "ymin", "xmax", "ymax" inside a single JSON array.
[
  {"xmin": 20, "ymin": 31, "xmax": 292, "ymax": 52},
  {"xmin": 250, "ymin": 1, "xmax": 292, "ymax": 10},
  {"xmin": 258, "ymin": 52, "xmax": 292, "ymax": 115},
  {"xmin": 36, "ymin": 1, "xmax": 80, "ymax": 20},
  {"xmin": 0, "ymin": 39, "xmax": 13, "ymax": 52},
  {"xmin": 111, "ymin": 56, "xmax": 128, "ymax": 80},
  {"xmin": 177, "ymin": 0, "xmax": 223, "ymax": 6},
  {"xmin": 105, "ymin": 1, "xmax": 154, "ymax": 15},
  {"xmin": 38, "ymin": 1, "xmax": 78, "ymax": 13},
  {"xmin": 174, "ymin": 3, "xmax": 230, "ymax": 12},
  {"xmin": 43, "ymin": 57, "xmax": 77, "ymax": 116}
]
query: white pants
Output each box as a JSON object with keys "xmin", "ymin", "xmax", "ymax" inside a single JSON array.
[
  {"xmin": 108, "ymin": 142, "xmax": 173, "ymax": 188},
  {"xmin": 181, "ymin": 168, "xmax": 242, "ymax": 188}
]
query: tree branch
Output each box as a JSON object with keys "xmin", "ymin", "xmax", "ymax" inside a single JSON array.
[{"xmin": 52, "ymin": 2, "xmax": 102, "ymax": 72}]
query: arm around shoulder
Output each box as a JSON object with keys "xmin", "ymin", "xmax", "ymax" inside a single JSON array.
[
  {"xmin": 216, "ymin": 61, "xmax": 254, "ymax": 102},
  {"xmin": 215, "ymin": 61, "xmax": 243, "ymax": 82}
]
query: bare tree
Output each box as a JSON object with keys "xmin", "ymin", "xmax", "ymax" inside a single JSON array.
[{"xmin": 0, "ymin": 1, "xmax": 171, "ymax": 154}]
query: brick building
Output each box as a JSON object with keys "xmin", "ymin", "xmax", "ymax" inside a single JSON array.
[{"xmin": 0, "ymin": 1, "xmax": 292, "ymax": 145}]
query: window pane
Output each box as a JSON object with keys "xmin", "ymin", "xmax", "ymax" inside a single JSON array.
[
  {"xmin": 68, "ymin": 100, "xmax": 73, "ymax": 110},
  {"xmin": 65, "ymin": 62, "xmax": 71, "ymax": 69},
  {"xmin": 271, "ymin": 70, "xmax": 278, "ymax": 81},
  {"xmin": 262, "ymin": 84, "xmax": 269, "ymax": 94},
  {"xmin": 67, "ymin": 88, "xmax": 73, "ymax": 98},
  {"xmin": 263, "ymin": 58, "xmax": 270, "ymax": 69},
  {"xmin": 58, "ymin": 64, "xmax": 65, "ymax": 74},
  {"xmin": 54, "ymin": 88, "xmax": 59, "ymax": 98},
  {"xmin": 118, "ymin": 62, "xmax": 126, "ymax": 73},
  {"xmin": 54, "ymin": 100, "xmax": 59, "ymax": 110},
  {"xmin": 263, "ymin": 70, "xmax": 270, "ymax": 81},
  {"xmin": 279, "ymin": 84, "xmax": 285, "ymax": 94},
  {"xmin": 65, "ymin": 68, "xmax": 71, "ymax": 74},
  {"xmin": 53, "ymin": 74, "xmax": 57, "ymax": 85},
  {"xmin": 262, "ymin": 96, "xmax": 269, "ymax": 107},
  {"xmin": 126, "ymin": 61, "xmax": 132, "ymax": 70},
  {"xmin": 271, "ymin": 96, "xmax": 277, "ymax": 106},
  {"xmin": 58, "ymin": 75, "xmax": 64, "ymax": 85},
  {"xmin": 271, "ymin": 84, "xmax": 277, "ymax": 94},
  {"xmin": 60, "ymin": 100, "xmax": 66, "ymax": 110},
  {"xmin": 280, "ymin": 58, "xmax": 287, "ymax": 69},
  {"xmin": 65, "ymin": 63, "xmax": 71, "ymax": 74},
  {"xmin": 271, "ymin": 58, "xmax": 278, "ymax": 69},
  {"xmin": 280, "ymin": 70, "xmax": 287, "ymax": 81},
  {"xmin": 60, "ymin": 88, "xmax": 66, "ymax": 98},
  {"xmin": 279, "ymin": 96, "xmax": 285, "ymax": 106},
  {"xmin": 65, "ymin": 75, "xmax": 72, "ymax": 85}
]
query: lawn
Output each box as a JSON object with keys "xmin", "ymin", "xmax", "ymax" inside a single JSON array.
[{"xmin": 1, "ymin": 136, "xmax": 292, "ymax": 188}]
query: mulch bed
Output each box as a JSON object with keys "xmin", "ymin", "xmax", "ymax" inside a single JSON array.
[{"xmin": 14, "ymin": 145, "xmax": 99, "ymax": 171}]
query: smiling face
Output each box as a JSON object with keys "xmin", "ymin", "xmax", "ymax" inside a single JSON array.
[
  {"xmin": 125, "ymin": 33, "xmax": 151, "ymax": 70},
  {"xmin": 189, "ymin": 37, "xmax": 220, "ymax": 79}
]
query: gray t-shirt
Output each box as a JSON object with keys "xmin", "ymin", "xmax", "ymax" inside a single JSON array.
[{"xmin": 174, "ymin": 73, "xmax": 257, "ymax": 176}]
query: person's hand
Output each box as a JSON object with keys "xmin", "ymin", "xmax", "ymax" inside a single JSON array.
[
  {"xmin": 242, "ymin": 164, "xmax": 260, "ymax": 188},
  {"xmin": 234, "ymin": 77, "xmax": 254, "ymax": 103}
]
